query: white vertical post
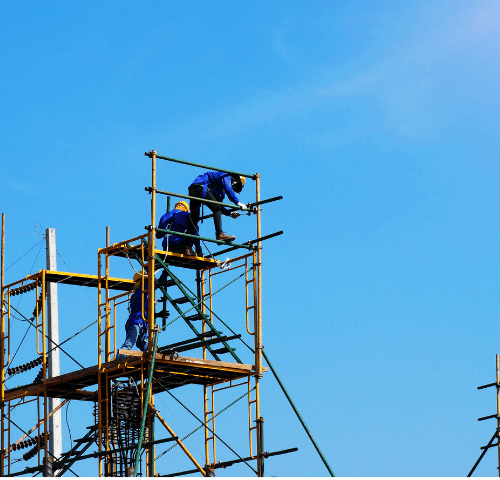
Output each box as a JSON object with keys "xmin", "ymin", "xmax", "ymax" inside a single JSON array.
[{"xmin": 46, "ymin": 228, "xmax": 62, "ymax": 463}]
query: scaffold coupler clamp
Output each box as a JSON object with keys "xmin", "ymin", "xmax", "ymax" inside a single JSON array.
[
  {"xmin": 145, "ymin": 186, "xmax": 156, "ymax": 194},
  {"xmin": 164, "ymin": 348, "xmax": 179, "ymax": 359},
  {"xmin": 144, "ymin": 225, "xmax": 154, "ymax": 232},
  {"xmin": 144, "ymin": 150, "xmax": 157, "ymax": 158},
  {"xmin": 204, "ymin": 465, "xmax": 216, "ymax": 476}
]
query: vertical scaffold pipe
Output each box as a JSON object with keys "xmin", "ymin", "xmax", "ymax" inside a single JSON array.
[
  {"xmin": 105, "ymin": 227, "xmax": 110, "ymax": 362},
  {"xmin": 496, "ymin": 355, "xmax": 500, "ymax": 477},
  {"xmin": 1, "ymin": 213, "xmax": 5, "ymax": 476},
  {"xmin": 148, "ymin": 150, "xmax": 157, "ymax": 354},
  {"xmin": 262, "ymin": 350, "xmax": 335, "ymax": 477},
  {"xmin": 258, "ymin": 417, "xmax": 265, "ymax": 476},
  {"xmin": 134, "ymin": 327, "xmax": 160, "ymax": 477},
  {"xmin": 255, "ymin": 174, "xmax": 263, "ymax": 477},
  {"xmin": 146, "ymin": 149, "xmax": 157, "ymax": 478}
]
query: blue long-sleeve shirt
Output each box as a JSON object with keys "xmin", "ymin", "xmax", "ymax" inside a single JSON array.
[
  {"xmin": 126, "ymin": 286, "xmax": 148, "ymax": 328},
  {"xmin": 190, "ymin": 171, "xmax": 240, "ymax": 205},
  {"xmin": 156, "ymin": 209, "xmax": 200, "ymax": 249}
]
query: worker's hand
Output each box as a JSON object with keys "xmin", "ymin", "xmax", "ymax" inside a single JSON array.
[
  {"xmin": 230, "ymin": 211, "xmax": 240, "ymax": 219},
  {"xmin": 238, "ymin": 202, "xmax": 248, "ymax": 211}
]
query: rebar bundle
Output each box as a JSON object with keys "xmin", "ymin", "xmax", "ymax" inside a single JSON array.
[{"xmin": 106, "ymin": 379, "xmax": 145, "ymax": 477}]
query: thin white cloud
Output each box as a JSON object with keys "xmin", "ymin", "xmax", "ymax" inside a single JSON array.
[
  {"xmin": 472, "ymin": 0, "xmax": 500, "ymax": 35},
  {"xmin": 162, "ymin": 1, "xmax": 498, "ymax": 143}
]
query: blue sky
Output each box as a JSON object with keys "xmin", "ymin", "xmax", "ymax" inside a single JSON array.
[{"xmin": 1, "ymin": 0, "xmax": 500, "ymax": 476}]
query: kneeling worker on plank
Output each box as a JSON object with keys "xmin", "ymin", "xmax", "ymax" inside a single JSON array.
[
  {"xmin": 187, "ymin": 171, "xmax": 247, "ymax": 242},
  {"xmin": 156, "ymin": 201, "xmax": 202, "ymax": 257},
  {"xmin": 117, "ymin": 272, "xmax": 150, "ymax": 358}
]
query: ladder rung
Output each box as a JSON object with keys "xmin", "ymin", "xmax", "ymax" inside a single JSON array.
[
  {"xmin": 172, "ymin": 297, "xmax": 192, "ymax": 305},
  {"xmin": 197, "ymin": 331, "xmax": 223, "ymax": 338},
  {"xmin": 185, "ymin": 313, "xmax": 203, "ymax": 322},
  {"xmin": 211, "ymin": 346, "xmax": 236, "ymax": 355},
  {"xmin": 159, "ymin": 279, "xmax": 177, "ymax": 288}
]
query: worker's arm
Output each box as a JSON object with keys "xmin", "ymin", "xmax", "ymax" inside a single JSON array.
[
  {"xmin": 222, "ymin": 175, "xmax": 240, "ymax": 205},
  {"xmin": 156, "ymin": 212, "xmax": 173, "ymax": 238}
]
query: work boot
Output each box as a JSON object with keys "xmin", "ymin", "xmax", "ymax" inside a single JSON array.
[
  {"xmin": 196, "ymin": 248, "xmax": 204, "ymax": 258},
  {"xmin": 216, "ymin": 232, "xmax": 236, "ymax": 242},
  {"xmin": 184, "ymin": 246, "xmax": 196, "ymax": 256}
]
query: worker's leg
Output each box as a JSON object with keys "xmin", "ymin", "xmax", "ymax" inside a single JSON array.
[
  {"xmin": 117, "ymin": 321, "xmax": 140, "ymax": 358},
  {"xmin": 188, "ymin": 185, "xmax": 232, "ymax": 240},
  {"xmin": 188, "ymin": 185, "xmax": 203, "ymax": 235},
  {"xmin": 167, "ymin": 239, "xmax": 195, "ymax": 256},
  {"xmin": 136, "ymin": 326, "xmax": 148, "ymax": 352},
  {"xmin": 202, "ymin": 189, "xmax": 224, "ymax": 237}
]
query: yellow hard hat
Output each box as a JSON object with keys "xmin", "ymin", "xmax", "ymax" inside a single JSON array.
[
  {"xmin": 175, "ymin": 201, "xmax": 189, "ymax": 212},
  {"xmin": 133, "ymin": 272, "xmax": 148, "ymax": 283}
]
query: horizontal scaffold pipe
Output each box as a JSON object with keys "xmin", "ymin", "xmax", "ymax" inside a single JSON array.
[
  {"xmin": 145, "ymin": 187, "xmax": 245, "ymax": 210},
  {"xmin": 8, "ymin": 437, "xmax": 178, "ymax": 476},
  {"xmin": 155, "ymin": 228, "xmax": 255, "ymax": 250},
  {"xmin": 161, "ymin": 447, "xmax": 299, "ymax": 477},
  {"xmin": 145, "ymin": 151, "xmax": 256, "ymax": 179},
  {"xmin": 211, "ymin": 231, "xmax": 283, "ymax": 258},
  {"xmin": 248, "ymin": 195, "xmax": 283, "ymax": 208}
]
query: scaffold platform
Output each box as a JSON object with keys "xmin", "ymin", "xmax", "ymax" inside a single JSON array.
[
  {"xmin": 4, "ymin": 353, "xmax": 266, "ymax": 403},
  {"xmin": 112, "ymin": 246, "xmax": 219, "ymax": 270}
]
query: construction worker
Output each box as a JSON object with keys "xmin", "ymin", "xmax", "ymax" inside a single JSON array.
[
  {"xmin": 187, "ymin": 171, "xmax": 247, "ymax": 242},
  {"xmin": 117, "ymin": 272, "xmax": 149, "ymax": 358},
  {"xmin": 156, "ymin": 201, "xmax": 202, "ymax": 257}
]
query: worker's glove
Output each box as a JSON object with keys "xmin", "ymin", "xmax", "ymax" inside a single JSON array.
[
  {"xmin": 238, "ymin": 202, "xmax": 248, "ymax": 211},
  {"xmin": 230, "ymin": 211, "xmax": 240, "ymax": 219}
]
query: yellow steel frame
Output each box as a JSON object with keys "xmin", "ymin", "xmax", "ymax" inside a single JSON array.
[
  {"xmin": 0, "ymin": 270, "xmax": 50, "ymax": 475},
  {"xmin": 200, "ymin": 249, "xmax": 261, "ymax": 471}
]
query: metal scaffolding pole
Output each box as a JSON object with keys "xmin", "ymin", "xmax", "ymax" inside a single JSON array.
[{"xmin": 46, "ymin": 228, "xmax": 62, "ymax": 464}]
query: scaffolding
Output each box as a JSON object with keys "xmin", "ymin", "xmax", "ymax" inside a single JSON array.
[
  {"xmin": 468, "ymin": 355, "xmax": 500, "ymax": 477},
  {"xmin": 0, "ymin": 151, "xmax": 302, "ymax": 476}
]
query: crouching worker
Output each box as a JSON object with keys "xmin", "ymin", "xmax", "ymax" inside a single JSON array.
[
  {"xmin": 187, "ymin": 171, "xmax": 247, "ymax": 242},
  {"xmin": 156, "ymin": 201, "xmax": 202, "ymax": 257},
  {"xmin": 117, "ymin": 272, "xmax": 149, "ymax": 358}
]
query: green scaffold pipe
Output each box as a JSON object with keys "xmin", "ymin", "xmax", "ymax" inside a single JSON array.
[
  {"xmin": 134, "ymin": 328, "xmax": 160, "ymax": 477},
  {"xmin": 155, "ymin": 228, "xmax": 254, "ymax": 250},
  {"xmin": 146, "ymin": 152, "xmax": 256, "ymax": 179},
  {"xmin": 148, "ymin": 188, "xmax": 245, "ymax": 210},
  {"xmin": 262, "ymin": 349, "xmax": 335, "ymax": 477}
]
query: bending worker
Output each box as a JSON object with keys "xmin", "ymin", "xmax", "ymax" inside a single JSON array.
[
  {"xmin": 156, "ymin": 201, "xmax": 201, "ymax": 257},
  {"xmin": 117, "ymin": 272, "xmax": 150, "ymax": 358},
  {"xmin": 187, "ymin": 171, "xmax": 247, "ymax": 242}
]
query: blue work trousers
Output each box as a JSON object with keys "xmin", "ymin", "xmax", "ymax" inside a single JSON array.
[{"xmin": 118, "ymin": 322, "xmax": 148, "ymax": 357}]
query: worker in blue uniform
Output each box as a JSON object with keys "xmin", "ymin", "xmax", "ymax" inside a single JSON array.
[
  {"xmin": 156, "ymin": 201, "xmax": 202, "ymax": 257},
  {"xmin": 117, "ymin": 272, "xmax": 150, "ymax": 358},
  {"xmin": 187, "ymin": 171, "xmax": 247, "ymax": 242}
]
